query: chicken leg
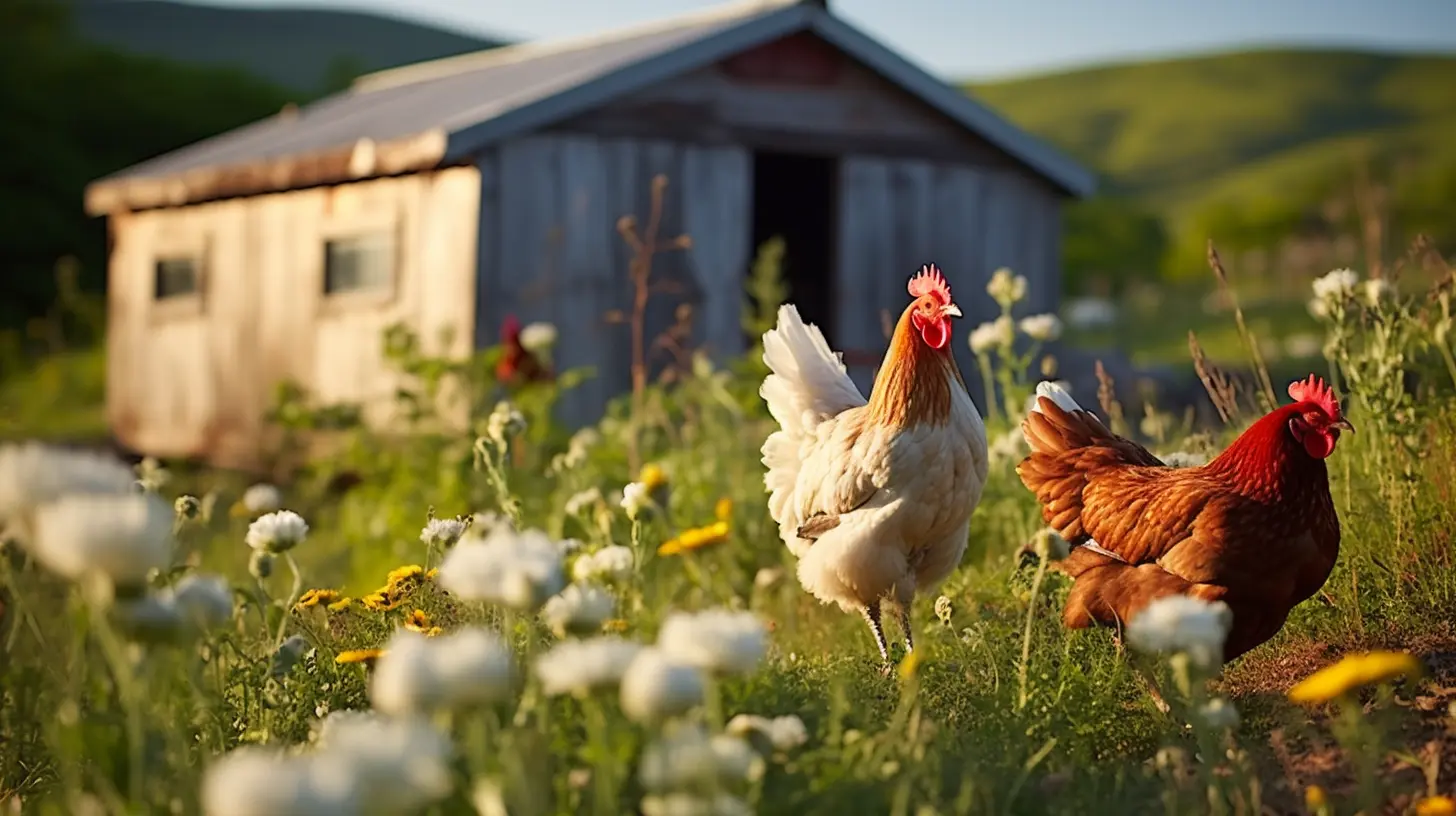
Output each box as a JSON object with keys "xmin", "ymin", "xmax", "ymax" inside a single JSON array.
[
  {"xmin": 862, "ymin": 602, "xmax": 890, "ymax": 665},
  {"xmin": 897, "ymin": 606, "xmax": 915, "ymax": 654}
]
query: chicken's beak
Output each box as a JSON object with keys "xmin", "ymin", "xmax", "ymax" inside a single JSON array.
[
  {"xmin": 1333, "ymin": 418, "xmax": 1355, "ymax": 434},
  {"xmin": 942, "ymin": 303, "xmax": 963, "ymax": 319}
]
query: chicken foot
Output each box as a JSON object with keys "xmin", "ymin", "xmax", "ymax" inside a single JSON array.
[
  {"xmin": 897, "ymin": 606, "xmax": 914, "ymax": 654},
  {"xmin": 1113, "ymin": 632, "xmax": 1171, "ymax": 715}
]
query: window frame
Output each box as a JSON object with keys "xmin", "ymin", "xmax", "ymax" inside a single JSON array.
[
  {"xmin": 317, "ymin": 212, "xmax": 402, "ymax": 313},
  {"xmin": 148, "ymin": 236, "xmax": 208, "ymax": 322}
]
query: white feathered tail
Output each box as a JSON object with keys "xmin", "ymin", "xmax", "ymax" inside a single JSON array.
[{"xmin": 758, "ymin": 305, "xmax": 867, "ymax": 533}]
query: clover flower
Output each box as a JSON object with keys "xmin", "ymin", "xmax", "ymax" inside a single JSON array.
[
  {"xmin": 485, "ymin": 401, "xmax": 526, "ymax": 447},
  {"xmin": 535, "ymin": 636, "xmax": 642, "ymax": 697},
  {"xmin": 1018, "ymin": 313, "xmax": 1063, "ymax": 343},
  {"xmin": 1126, "ymin": 595, "xmax": 1232, "ymax": 670},
  {"xmin": 28, "ymin": 492, "xmax": 173, "ymax": 592},
  {"xmin": 1030, "ymin": 528, "xmax": 1070, "ymax": 561},
  {"xmin": 1160, "ymin": 451, "xmax": 1210, "ymax": 469},
  {"xmin": 0, "ymin": 442, "xmax": 138, "ymax": 525},
  {"xmin": 572, "ymin": 545, "xmax": 634, "ymax": 582},
  {"xmin": 369, "ymin": 628, "xmax": 514, "ymax": 715},
  {"xmin": 435, "ymin": 526, "xmax": 566, "ymax": 611},
  {"xmin": 986, "ymin": 267, "xmax": 1027, "ymax": 309},
  {"xmin": 540, "ymin": 583, "xmax": 615, "ymax": 637},
  {"xmin": 167, "ymin": 573, "xmax": 234, "ymax": 630},
  {"xmin": 420, "ymin": 517, "xmax": 467, "ymax": 548},
  {"xmin": 725, "ymin": 713, "xmax": 809, "ymax": 752},
  {"xmin": 240, "ymin": 483, "xmax": 282, "ymax": 515},
  {"xmin": 245, "ymin": 510, "xmax": 308, "ymax": 553},
  {"xmin": 200, "ymin": 745, "xmax": 360, "ymax": 816},
  {"xmin": 620, "ymin": 482, "xmax": 652, "ymax": 520},
  {"xmin": 638, "ymin": 721, "xmax": 761, "ymax": 792},
  {"xmin": 620, "ymin": 647, "xmax": 706, "ymax": 723},
  {"xmin": 1197, "ymin": 697, "xmax": 1240, "ymax": 730},
  {"xmin": 311, "ymin": 712, "xmax": 454, "ymax": 816},
  {"xmin": 518, "ymin": 321, "xmax": 558, "ymax": 354},
  {"xmin": 657, "ymin": 609, "xmax": 767, "ymax": 676},
  {"xmin": 1311, "ymin": 268, "xmax": 1358, "ymax": 303}
]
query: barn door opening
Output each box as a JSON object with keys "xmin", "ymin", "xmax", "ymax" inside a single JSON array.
[{"xmin": 749, "ymin": 151, "xmax": 838, "ymax": 345}]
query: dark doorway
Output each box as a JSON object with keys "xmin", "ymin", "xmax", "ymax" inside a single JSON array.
[{"xmin": 750, "ymin": 151, "xmax": 838, "ymax": 345}]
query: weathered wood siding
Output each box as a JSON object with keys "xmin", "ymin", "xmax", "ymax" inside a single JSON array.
[
  {"xmin": 836, "ymin": 156, "xmax": 1062, "ymax": 404},
  {"xmin": 474, "ymin": 134, "xmax": 751, "ymax": 426},
  {"xmin": 107, "ymin": 167, "xmax": 480, "ymax": 466}
]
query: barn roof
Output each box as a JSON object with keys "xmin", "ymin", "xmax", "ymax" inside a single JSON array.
[{"xmin": 84, "ymin": 0, "xmax": 1096, "ymax": 215}]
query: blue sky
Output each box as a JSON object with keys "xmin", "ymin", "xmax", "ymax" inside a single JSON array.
[{"xmin": 214, "ymin": 0, "xmax": 1456, "ymax": 80}]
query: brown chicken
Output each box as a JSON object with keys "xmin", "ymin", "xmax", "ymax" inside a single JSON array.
[
  {"xmin": 1016, "ymin": 375, "xmax": 1352, "ymax": 663},
  {"xmin": 494, "ymin": 314, "xmax": 553, "ymax": 387}
]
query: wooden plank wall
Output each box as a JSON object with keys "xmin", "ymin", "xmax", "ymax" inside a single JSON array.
[
  {"xmin": 836, "ymin": 157, "xmax": 1062, "ymax": 407},
  {"xmin": 106, "ymin": 167, "xmax": 480, "ymax": 467},
  {"xmin": 474, "ymin": 134, "xmax": 751, "ymax": 427}
]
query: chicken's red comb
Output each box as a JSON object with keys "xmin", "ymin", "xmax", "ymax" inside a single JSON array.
[
  {"xmin": 907, "ymin": 264, "xmax": 951, "ymax": 304},
  {"xmin": 1288, "ymin": 374, "xmax": 1341, "ymax": 419}
]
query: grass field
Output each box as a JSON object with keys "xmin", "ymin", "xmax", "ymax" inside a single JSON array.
[{"xmin": 2, "ymin": 252, "xmax": 1456, "ymax": 816}]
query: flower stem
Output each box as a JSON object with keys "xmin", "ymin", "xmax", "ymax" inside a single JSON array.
[
  {"xmin": 274, "ymin": 553, "xmax": 302, "ymax": 647},
  {"xmin": 584, "ymin": 698, "xmax": 616, "ymax": 816},
  {"xmin": 89, "ymin": 600, "xmax": 144, "ymax": 805},
  {"xmin": 1017, "ymin": 553, "xmax": 1049, "ymax": 710}
]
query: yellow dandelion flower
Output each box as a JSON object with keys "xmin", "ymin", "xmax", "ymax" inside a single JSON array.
[
  {"xmin": 1287, "ymin": 650, "xmax": 1424, "ymax": 704},
  {"xmin": 639, "ymin": 463, "xmax": 668, "ymax": 492},
  {"xmin": 385, "ymin": 564, "xmax": 425, "ymax": 589},
  {"xmin": 403, "ymin": 609, "xmax": 432, "ymax": 632},
  {"xmin": 422, "ymin": 626, "xmax": 443, "ymax": 637},
  {"xmin": 327, "ymin": 597, "xmax": 354, "ymax": 612},
  {"xmin": 602, "ymin": 619, "xmax": 629, "ymax": 633},
  {"xmin": 1304, "ymin": 785, "xmax": 1327, "ymax": 811},
  {"xmin": 658, "ymin": 520, "xmax": 730, "ymax": 556},
  {"xmin": 295, "ymin": 588, "xmax": 341, "ymax": 610},
  {"xmin": 362, "ymin": 590, "xmax": 405, "ymax": 612},
  {"xmin": 425, "ymin": 568, "xmax": 438, "ymax": 580},
  {"xmin": 714, "ymin": 497, "xmax": 733, "ymax": 522},
  {"xmin": 1416, "ymin": 796, "xmax": 1456, "ymax": 816},
  {"xmin": 335, "ymin": 648, "xmax": 384, "ymax": 666}
]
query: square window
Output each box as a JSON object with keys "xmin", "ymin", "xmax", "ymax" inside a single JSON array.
[
  {"xmin": 154, "ymin": 256, "xmax": 201, "ymax": 300},
  {"xmin": 324, "ymin": 231, "xmax": 395, "ymax": 296}
]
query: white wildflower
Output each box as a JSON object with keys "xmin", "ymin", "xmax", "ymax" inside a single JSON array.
[
  {"xmin": 555, "ymin": 537, "xmax": 584, "ymax": 556},
  {"xmin": 1361, "ymin": 277, "xmax": 1395, "ymax": 306},
  {"xmin": 933, "ymin": 596, "xmax": 953, "ymax": 626},
  {"xmin": 518, "ymin": 321, "xmax": 558, "ymax": 354},
  {"xmin": 245, "ymin": 510, "xmax": 308, "ymax": 553},
  {"xmin": 658, "ymin": 609, "xmax": 767, "ymax": 676},
  {"xmin": 370, "ymin": 628, "xmax": 514, "ymax": 715},
  {"xmin": 248, "ymin": 550, "xmax": 274, "ymax": 580},
  {"xmin": 572, "ymin": 545, "xmax": 634, "ymax": 582},
  {"xmin": 420, "ymin": 517, "xmax": 467, "ymax": 548},
  {"xmin": 1126, "ymin": 595, "xmax": 1232, "ymax": 670},
  {"xmin": 620, "ymin": 647, "xmax": 705, "ymax": 723},
  {"xmin": 564, "ymin": 487, "xmax": 604, "ymax": 517},
  {"xmin": 1198, "ymin": 697, "xmax": 1240, "ymax": 730},
  {"xmin": 540, "ymin": 583, "xmax": 615, "ymax": 637},
  {"xmin": 112, "ymin": 594, "xmax": 183, "ymax": 641},
  {"xmin": 471, "ymin": 778, "xmax": 509, "ymax": 816},
  {"xmin": 1307, "ymin": 297, "xmax": 1331, "ymax": 320},
  {"xmin": 1160, "ymin": 451, "xmax": 1210, "ymax": 469},
  {"xmin": 968, "ymin": 321, "xmax": 1000, "ymax": 355},
  {"xmin": 485, "ymin": 401, "xmax": 526, "ymax": 446},
  {"xmin": 638, "ymin": 722, "xmax": 761, "ymax": 792},
  {"xmin": 1018, "ymin": 313, "xmax": 1063, "ymax": 343},
  {"xmin": 436, "ymin": 526, "xmax": 566, "ymax": 611},
  {"xmin": 535, "ymin": 636, "xmax": 642, "ymax": 697},
  {"xmin": 1311, "ymin": 268, "xmax": 1357, "ymax": 303},
  {"xmin": 168, "ymin": 573, "xmax": 234, "ymax": 630},
  {"xmin": 200, "ymin": 746, "xmax": 359, "ymax": 816},
  {"xmin": 312, "ymin": 712, "xmax": 454, "ymax": 815},
  {"xmin": 641, "ymin": 793, "xmax": 753, "ymax": 816},
  {"xmin": 0, "ymin": 442, "xmax": 135, "ymax": 524},
  {"xmin": 28, "ymin": 493, "xmax": 173, "ymax": 590},
  {"xmin": 726, "ymin": 714, "xmax": 808, "ymax": 752},
  {"xmin": 620, "ymin": 482, "xmax": 651, "ymax": 520},
  {"xmin": 986, "ymin": 267, "xmax": 1027, "ymax": 308},
  {"xmin": 240, "ymin": 483, "xmax": 282, "ymax": 515}
]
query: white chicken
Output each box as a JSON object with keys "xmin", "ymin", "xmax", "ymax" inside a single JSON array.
[{"xmin": 760, "ymin": 265, "xmax": 990, "ymax": 664}]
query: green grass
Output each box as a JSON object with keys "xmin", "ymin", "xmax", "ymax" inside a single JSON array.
[
  {"xmin": 0, "ymin": 344, "xmax": 107, "ymax": 443},
  {"xmin": 3, "ymin": 265, "xmax": 1455, "ymax": 815}
]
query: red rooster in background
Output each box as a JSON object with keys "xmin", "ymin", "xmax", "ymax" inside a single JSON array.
[
  {"xmin": 760, "ymin": 265, "xmax": 990, "ymax": 666},
  {"xmin": 1017, "ymin": 375, "xmax": 1352, "ymax": 663},
  {"xmin": 494, "ymin": 314, "xmax": 553, "ymax": 387}
]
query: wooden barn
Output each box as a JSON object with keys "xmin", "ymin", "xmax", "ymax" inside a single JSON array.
[{"xmin": 84, "ymin": 0, "xmax": 1094, "ymax": 468}]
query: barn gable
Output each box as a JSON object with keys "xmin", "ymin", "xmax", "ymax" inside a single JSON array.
[{"xmin": 84, "ymin": 0, "xmax": 1094, "ymax": 216}]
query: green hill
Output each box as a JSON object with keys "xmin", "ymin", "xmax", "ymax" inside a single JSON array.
[
  {"xmin": 70, "ymin": 0, "xmax": 507, "ymax": 94},
  {"xmin": 968, "ymin": 49, "xmax": 1456, "ymax": 284}
]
